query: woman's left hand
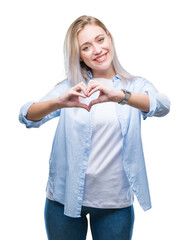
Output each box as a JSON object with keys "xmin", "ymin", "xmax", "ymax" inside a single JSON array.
[{"xmin": 86, "ymin": 80, "xmax": 124, "ymax": 110}]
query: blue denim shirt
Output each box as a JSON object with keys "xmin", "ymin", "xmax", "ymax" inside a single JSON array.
[{"xmin": 19, "ymin": 75, "xmax": 170, "ymax": 218}]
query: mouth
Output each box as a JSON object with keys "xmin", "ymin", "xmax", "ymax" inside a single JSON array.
[{"xmin": 93, "ymin": 53, "xmax": 108, "ymax": 63}]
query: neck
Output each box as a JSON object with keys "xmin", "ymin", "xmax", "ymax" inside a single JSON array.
[{"xmin": 92, "ymin": 66, "xmax": 116, "ymax": 80}]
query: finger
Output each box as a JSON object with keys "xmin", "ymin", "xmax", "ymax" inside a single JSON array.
[
  {"xmin": 75, "ymin": 81, "xmax": 87, "ymax": 89},
  {"xmin": 88, "ymin": 80, "xmax": 98, "ymax": 85},
  {"xmin": 86, "ymin": 82, "xmax": 100, "ymax": 94},
  {"xmin": 79, "ymin": 85, "xmax": 88, "ymax": 96},
  {"xmin": 77, "ymin": 103, "xmax": 90, "ymax": 112},
  {"xmin": 79, "ymin": 82, "xmax": 87, "ymax": 87},
  {"xmin": 75, "ymin": 81, "xmax": 87, "ymax": 88},
  {"xmin": 87, "ymin": 86, "xmax": 101, "ymax": 97},
  {"xmin": 89, "ymin": 93, "xmax": 109, "ymax": 108},
  {"xmin": 70, "ymin": 90, "xmax": 86, "ymax": 98},
  {"xmin": 88, "ymin": 98, "xmax": 100, "ymax": 108},
  {"xmin": 74, "ymin": 84, "xmax": 88, "ymax": 96}
]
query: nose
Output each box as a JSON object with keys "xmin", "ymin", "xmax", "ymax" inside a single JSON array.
[{"xmin": 93, "ymin": 44, "xmax": 102, "ymax": 55}]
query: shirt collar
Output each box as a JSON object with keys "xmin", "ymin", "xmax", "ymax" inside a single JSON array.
[{"xmin": 87, "ymin": 71, "xmax": 93, "ymax": 79}]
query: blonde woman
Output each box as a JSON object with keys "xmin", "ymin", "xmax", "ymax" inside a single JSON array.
[{"xmin": 19, "ymin": 15, "xmax": 170, "ymax": 240}]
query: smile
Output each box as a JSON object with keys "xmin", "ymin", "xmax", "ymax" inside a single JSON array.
[{"xmin": 93, "ymin": 53, "xmax": 108, "ymax": 63}]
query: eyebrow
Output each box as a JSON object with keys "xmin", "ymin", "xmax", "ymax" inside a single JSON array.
[{"xmin": 79, "ymin": 34, "xmax": 105, "ymax": 49}]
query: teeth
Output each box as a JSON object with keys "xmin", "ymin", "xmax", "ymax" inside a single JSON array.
[{"xmin": 95, "ymin": 54, "xmax": 106, "ymax": 61}]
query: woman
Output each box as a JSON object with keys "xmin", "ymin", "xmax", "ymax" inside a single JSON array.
[{"xmin": 19, "ymin": 15, "xmax": 170, "ymax": 240}]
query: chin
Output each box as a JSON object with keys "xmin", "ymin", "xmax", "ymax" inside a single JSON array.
[
  {"xmin": 95, "ymin": 64, "xmax": 113, "ymax": 72},
  {"xmin": 93, "ymin": 59, "xmax": 113, "ymax": 69}
]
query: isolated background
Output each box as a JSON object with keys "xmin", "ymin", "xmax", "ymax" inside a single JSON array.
[{"xmin": 1, "ymin": 0, "xmax": 189, "ymax": 239}]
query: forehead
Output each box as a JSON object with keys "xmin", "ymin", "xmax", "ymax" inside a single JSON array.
[{"xmin": 77, "ymin": 24, "xmax": 106, "ymax": 45}]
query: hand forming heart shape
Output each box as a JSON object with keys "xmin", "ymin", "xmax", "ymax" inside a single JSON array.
[{"xmin": 58, "ymin": 80, "xmax": 120, "ymax": 112}]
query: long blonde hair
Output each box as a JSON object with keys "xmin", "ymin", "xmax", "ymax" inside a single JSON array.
[{"xmin": 64, "ymin": 15, "xmax": 133, "ymax": 86}]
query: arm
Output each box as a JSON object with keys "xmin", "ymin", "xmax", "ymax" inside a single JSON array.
[
  {"xmin": 86, "ymin": 78, "xmax": 170, "ymax": 118},
  {"xmin": 26, "ymin": 98, "xmax": 61, "ymax": 121},
  {"xmin": 113, "ymin": 90, "xmax": 150, "ymax": 113},
  {"xmin": 19, "ymin": 81, "xmax": 89, "ymax": 128},
  {"xmin": 19, "ymin": 81, "xmax": 67, "ymax": 128},
  {"xmin": 21, "ymin": 82, "xmax": 88, "ymax": 122},
  {"xmin": 26, "ymin": 82, "xmax": 89, "ymax": 121},
  {"xmin": 86, "ymin": 80, "xmax": 150, "ymax": 112},
  {"xmin": 133, "ymin": 77, "xmax": 170, "ymax": 119}
]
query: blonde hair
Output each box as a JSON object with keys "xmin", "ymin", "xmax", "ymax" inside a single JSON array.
[{"xmin": 64, "ymin": 15, "xmax": 133, "ymax": 86}]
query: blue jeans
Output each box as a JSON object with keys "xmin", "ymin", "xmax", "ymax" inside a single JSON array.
[{"xmin": 44, "ymin": 198, "xmax": 134, "ymax": 240}]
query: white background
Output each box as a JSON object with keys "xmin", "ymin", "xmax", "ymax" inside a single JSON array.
[{"xmin": 0, "ymin": 0, "xmax": 189, "ymax": 239}]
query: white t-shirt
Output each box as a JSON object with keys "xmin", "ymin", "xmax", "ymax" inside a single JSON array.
[{"xmin": 82, "ymin": 78, "xmax": 134, "ymax": 208}]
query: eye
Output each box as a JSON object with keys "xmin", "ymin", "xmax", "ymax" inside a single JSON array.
[
  {"xmin": 82, "ymin": 46, "xmax": 90, "ymax": 51},
  {"xmin": 98, "ymin": 37, "xmax": 104, "ymax": 42}
]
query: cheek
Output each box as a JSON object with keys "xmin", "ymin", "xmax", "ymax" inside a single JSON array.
[
  {"xmin": 109, "ymin": 43, "xmax": 114, "ymax": 52},
  {"xmin": 106, "ymin": 40, "xmax": 114, "ymax": 52},
  {"xmin": 80, "ymin": 51, "xmax": 84, "ymax": 61},
  {"xmin": 81, "ymin": 52, "xmax": 91, "ymax": 63},
  {"xmin": 109, "ymin": 44, "xmax": 114, "ymax": 58}
]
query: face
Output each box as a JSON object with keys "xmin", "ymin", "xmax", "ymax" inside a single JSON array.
[{"xmin": 77, "ymin": 24, "xmax": 115, "ymax": 77}]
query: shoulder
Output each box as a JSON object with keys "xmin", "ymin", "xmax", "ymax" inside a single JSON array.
[
  {"xmin": 126, "ymin": 76, "xmax": 148, "ymax": 89},
  {"xmin": 56, "ymin": 78, "xmax": 70, "ymax": 87},
  {"xmin": 55, "ymin": 79, "xmax": 70, "ymax": 91},
  {"xmin": 125, "ymin": 76, "xmax": 156, "ymax": 94},
  {"xmin": 42, "ymin": 79, "xmax": 70, "ymax": 100},
  {"xmin": 129, "ymin": 76, "xmax": 149, "ymax": 84}
]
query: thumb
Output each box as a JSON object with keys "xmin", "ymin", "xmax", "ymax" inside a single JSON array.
[
  {"xmin": 88, "ymin": 98, "xmax": 101, "ymax": 110},
  {"xmin": 77, "ymin": 102, "xmax": 90, "ymax": 112}
]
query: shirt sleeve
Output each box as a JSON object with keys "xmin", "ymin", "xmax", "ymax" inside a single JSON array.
[
  {"xmin": 19, "ymin": 80, "xmax": 68, "ymax": 128},
  {"xmin": 135, "ymin": 77, "xmax": 170, "ymax": 120}
]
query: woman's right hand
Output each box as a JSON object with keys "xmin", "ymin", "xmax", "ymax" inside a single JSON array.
[
  {"xmin": 57, "ymin": 82, "xmax": 89, "ymax": 111},
  {"xmin": 26, "ymin": 82, "xmax": 89, "ymax": 121}
]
